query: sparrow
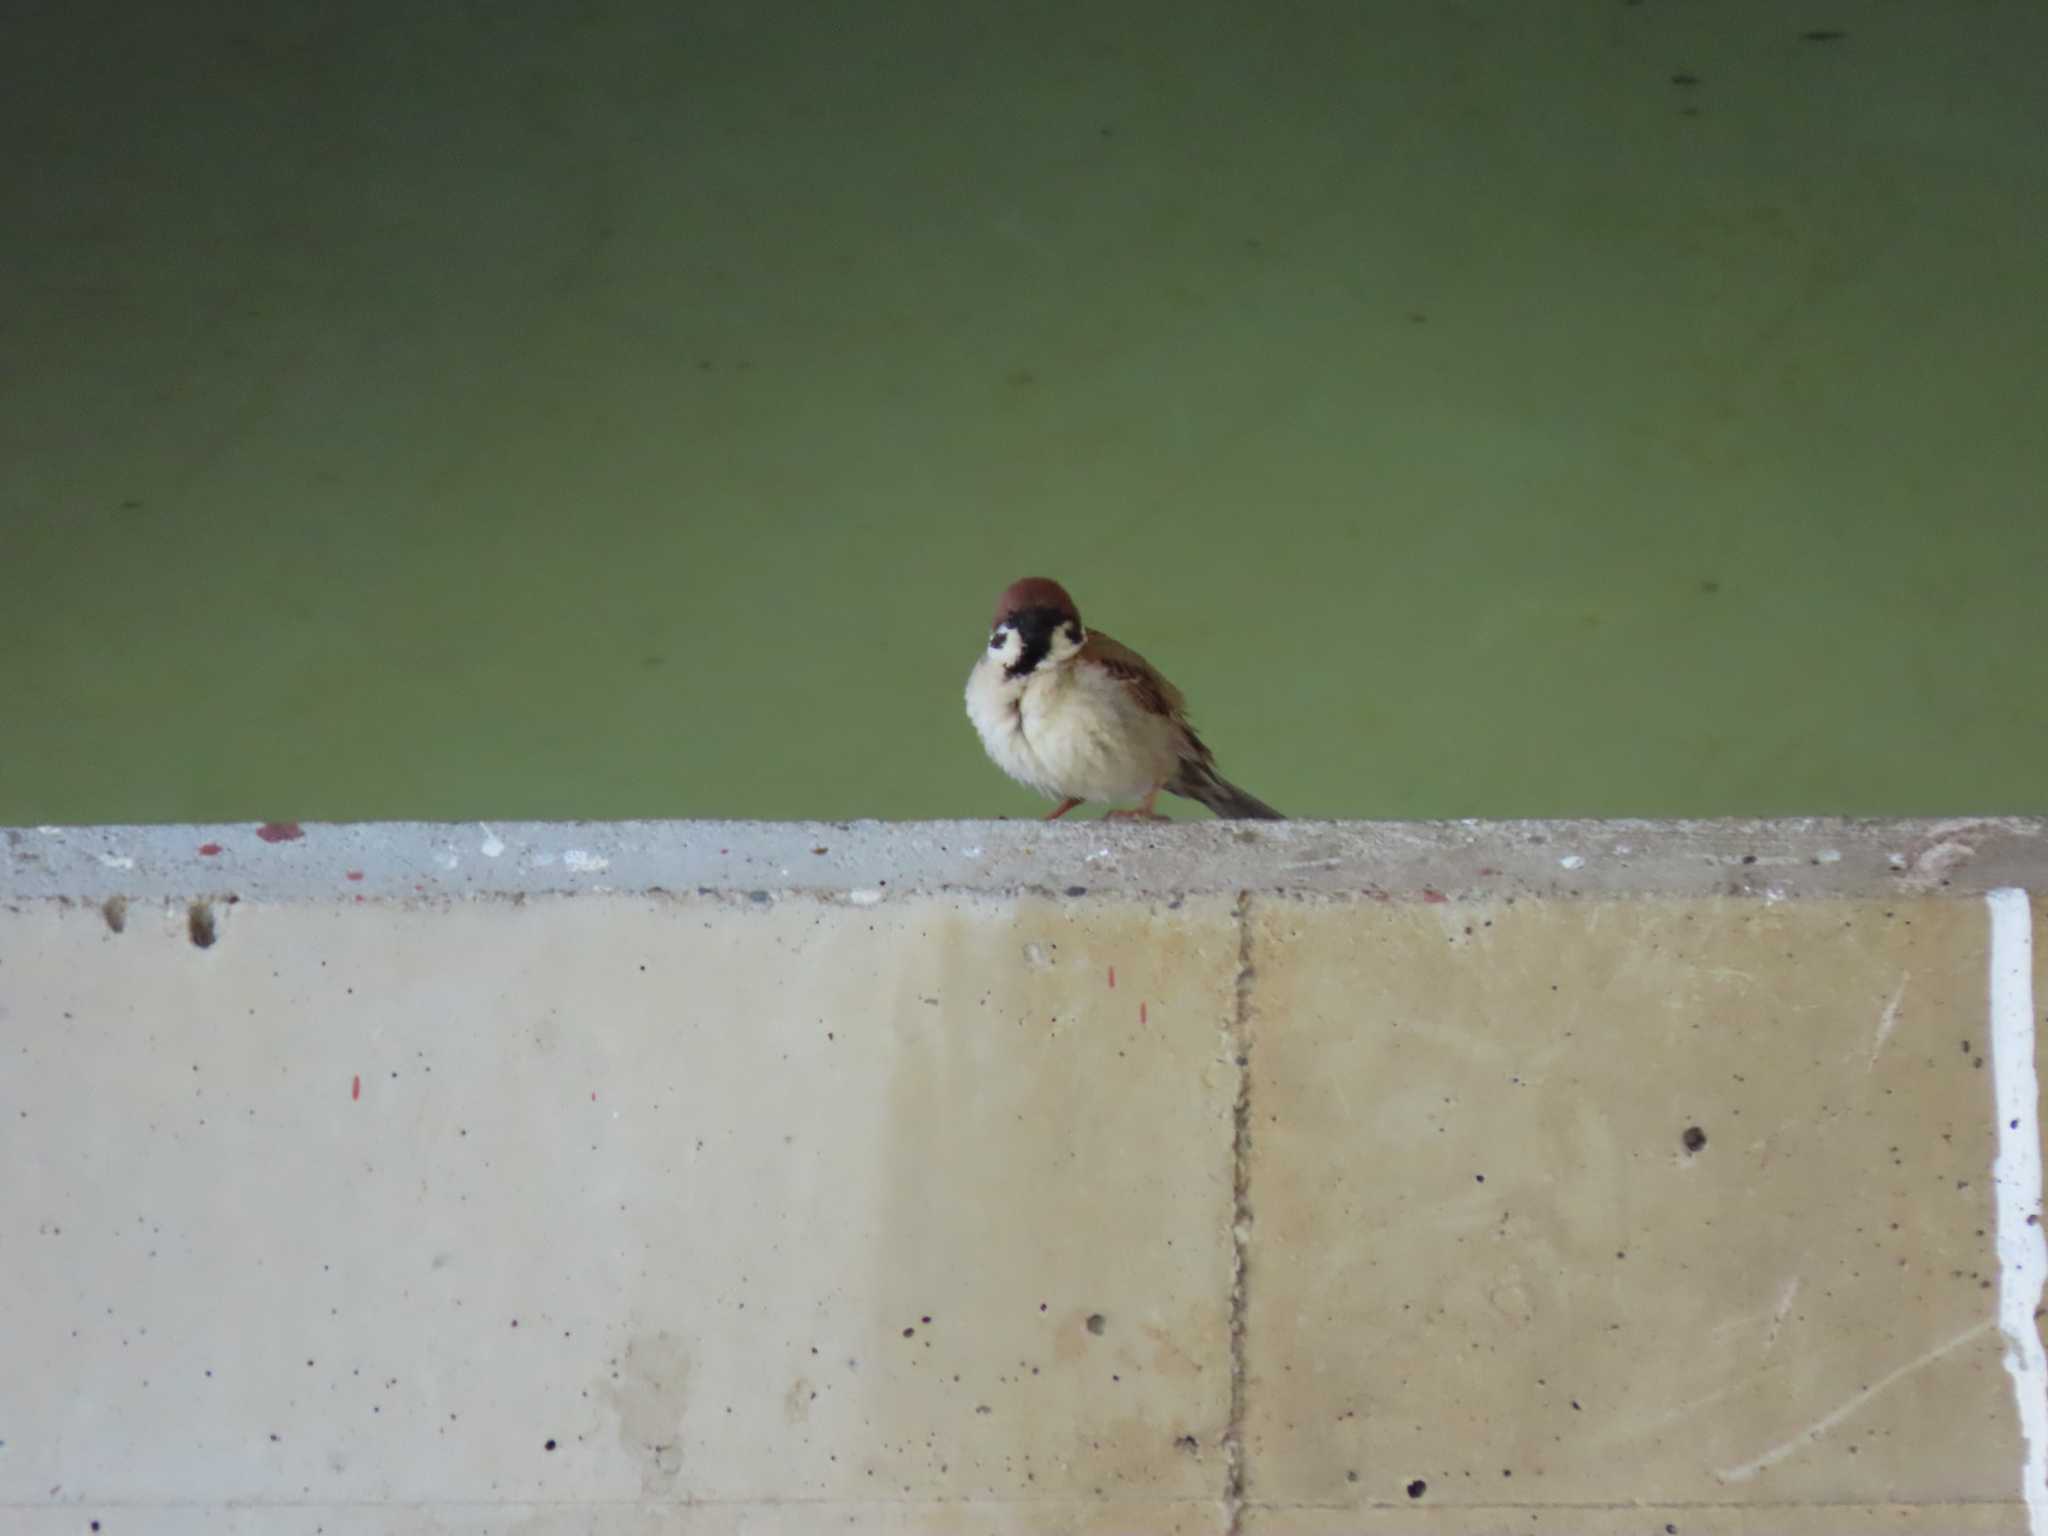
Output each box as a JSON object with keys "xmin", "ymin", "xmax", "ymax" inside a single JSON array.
[{"xmin": 964, "ymin": 576, "xmax": 1284, "ymax": 821}]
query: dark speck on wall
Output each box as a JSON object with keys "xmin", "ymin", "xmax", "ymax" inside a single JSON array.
[
  {"xmin": 1406, "ymin": 1478, "xmax": 1427, "ymax": 1498},
  {"xmin": 1671, "ymin": 72, "xmax": 1701, "ymax": 86},
  {"xmin": 1801, "ymin": 29, "xmax": 1845, "ymax": 42},
  {"xmin": 1064, "ymin": 885, "xmax": 1087, "ymax": 897},
  {"xmin": 1086, "ymin": 1312, "xmax": 1106, "ymax": 1335},
  {"xmin": 544, "ymin": 1438, "xmax": 557, "ymax": 1451},
  {"xmin": 1683, "ymin": 1125, "xmax": 1708, "ymax": 1153}
]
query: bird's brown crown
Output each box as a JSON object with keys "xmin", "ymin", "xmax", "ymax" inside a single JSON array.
[{"xmin": 992, "ymin": 577, "xmax": 1079, "ymax": 630}]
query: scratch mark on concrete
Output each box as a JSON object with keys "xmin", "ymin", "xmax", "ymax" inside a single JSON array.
[
  {"xmin": 1716, "ymin": 1319, "xmax": 1992, "ymax": 1482},
  {"xmin": 1761, "ymin": 1275, "xmax": 1801, "ymax": 1357},
  {"xmin": 1868, "ymin": 972, "xmax": 1909, "ymax": 1069}
]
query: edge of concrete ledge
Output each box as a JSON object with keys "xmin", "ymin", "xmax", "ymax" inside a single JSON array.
[{"xmin": 4, "ymin": 816, "xmax": 2043, "ymax": 904}]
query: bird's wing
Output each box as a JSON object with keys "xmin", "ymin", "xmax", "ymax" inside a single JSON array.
[{"xmin": 1080, "ymin": 631, "xmax": 1189, "ymax": 720}]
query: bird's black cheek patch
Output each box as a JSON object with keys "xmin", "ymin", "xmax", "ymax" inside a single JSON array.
[{"xmin": 1004, "ymin": 631, "xmax": 1053, "ymax": 680}]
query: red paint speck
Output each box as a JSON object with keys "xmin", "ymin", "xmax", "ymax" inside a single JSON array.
[
  {"xmin": 1422, "ymin": 889, "xmax": 1448, "ymax": 904},
  {"xmin": 345, "ymin": 870, "xmax": 364, "ymax": 882},
  {"xmin": 351, "ymin": 1075, "xmax": 361, "ymax": 1102},
  {"xmin": 256, "ymin": 821, "xmax": 304, "ymax": 844},
  {"xmin": 1107, "ymin": 966, "xmax": 1116, "ymax": 989},
  {"xmin": 1140, "ymin": 1002, "xmax": 1148, "ymax": 1025},
  {"xmin": 353, "ymin": 894, "xmax": 365, "ymax": 903},
  {"xmin": 591, "ymin": 1091, "xmax": 597, "ymax": 1102},
  {"xmin": 197, "ymin": 842, "xmax": 223, "ymax": 857},
  {"xmin": 1477, "ymin": 867, "xmax": 1501, "ymax": 877}
]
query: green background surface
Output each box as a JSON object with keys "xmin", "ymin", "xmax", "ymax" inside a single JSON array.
[{"xmin": 4, "ymin": 1, "xmax": 2043, "ymax": 825}]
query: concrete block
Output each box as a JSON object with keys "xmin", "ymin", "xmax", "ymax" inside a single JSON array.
[
  {"xmin": 2, "ymin": 818, "xmax": 2044, "ymax": 1532},
  {"xmin": 1244, "ymin": 895, "xmax": 2034, "ymax": 1530},
  {"xmin": 2, "ymin": 885, "xmax": 1240, "ymax": 1534}
]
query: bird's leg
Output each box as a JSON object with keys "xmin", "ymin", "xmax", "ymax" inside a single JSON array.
[
  {"xmin": 1104, "ymin": 787, "xmax": 1169, "ymax": 822},
  {"xmin": 1045, "ymin": 797, "xmax": 1083, "ymax": 821}
]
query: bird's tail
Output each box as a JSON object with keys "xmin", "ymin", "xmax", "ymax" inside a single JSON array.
[{"xmin": 1172, "ymin": 760, "xmax": 1284, "ymax": 820}]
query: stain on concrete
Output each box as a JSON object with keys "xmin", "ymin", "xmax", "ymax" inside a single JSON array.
[{"xmin": 599, "ymin": 1330, "xmax": 690, "ymax": 1492}]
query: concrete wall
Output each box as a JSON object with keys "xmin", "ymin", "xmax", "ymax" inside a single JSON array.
[{"xmin": 3, "ymin": 818, "xmax": 2045, "ymax": 1534}]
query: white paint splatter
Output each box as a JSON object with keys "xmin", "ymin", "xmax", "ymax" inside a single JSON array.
[
  {"xmin": 1815, "ymin": 848, "xmax": 1842, "ymax": 864},
  {"xmin": 1867, "ymin": 972, "xmax": 1908, "ymax": 1069},
  {"xmin": 478, "ymin": 824, "xmax": 506, "ymax": 859},
  {"xmin": 1989, "ymin": 887, "xmax": 2047, "ymax": 1535},
  {"xmin": 435, "ymin": 850, "xmax": 460, "ymax": 871},
  {"xmin": 97, "ymin": 853, "xmax": 135, "ymax": 871},
  {"xmin": 1558, "ymin": 855, "xmax": 1585, "ymax": 871},
  {"xmin": 847, "ymin": 888, "xmax": 885, "ymax": 906},
  {"xmin": 563, "ymin": 849, "xmax": 609, "ymax": 873},
  {"xmin": 1716, "ymin": 1319, "xmax": 1993, "ymax": 1482}
]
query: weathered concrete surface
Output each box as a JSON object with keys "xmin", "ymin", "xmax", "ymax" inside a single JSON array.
[
  {"xmin": 2, "ymin": 820, "xmax": 2045, "ymax": 1533},
  {"xmin": 1244, "ymin": 896, "xmax": 2041, "ymax": 1533},
  {"xmin": 4, "ymin": 815, "xmax": 2043, "ymax": 903},
  {"xmin": 1, "ymin": 888, "xmax": 1240, "ymax": 1534}
]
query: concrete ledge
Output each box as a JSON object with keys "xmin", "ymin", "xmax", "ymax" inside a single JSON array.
[
  {"xmin": 3, "ymin": 819, "xmax": 2044, "ymax": 1533},
  {"xmin": 6, "ymin": 815, "xmax": 2046, "ymax": 904}
]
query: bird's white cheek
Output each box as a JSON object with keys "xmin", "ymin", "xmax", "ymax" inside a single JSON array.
[
  {"xmin": 988, "ymin": 629, "xmax": 1024, "ymax": 668},
  {"xmin": 1045, "ymin": 626, "xmax": 1084, "ymax": 666}
]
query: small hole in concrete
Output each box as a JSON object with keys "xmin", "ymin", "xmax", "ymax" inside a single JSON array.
[
  {"xmin": 103, "ymin": 896, "xmax": 128, "ymax": 934},
  {"xmin": 188, "ymin": 902, "xmax": 217, "ymax": 949},
  {"xmin": 1683, "ymin": 1125, "xmax": 1707, "ymax": 1153},
  {"xmin": 1086, "ymin": 1313, "xmax": 1106, "ymax": 1335},
  {"xmin": 1175, "ymin": 1434, "xmax": 1199, "ymax": 1453}
]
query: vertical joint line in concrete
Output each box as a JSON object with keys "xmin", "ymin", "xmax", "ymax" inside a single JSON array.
[
  {"xmin": 1224, "ymin": 888, "xmax": 1256, "ymax": 1532},
  {"xmin": 1988, "ymin": 887, "xmax": 2046, "ymax": 1536}
]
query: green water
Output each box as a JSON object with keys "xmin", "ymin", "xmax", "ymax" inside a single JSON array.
[{"xmin": 4, "ymin": 3, "xmax": 2043, "ymax": 826}]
